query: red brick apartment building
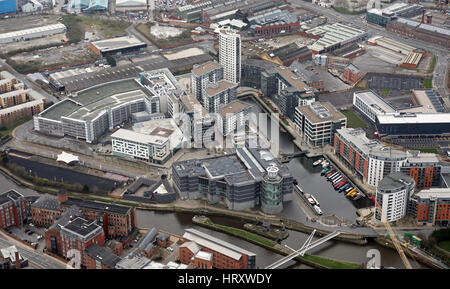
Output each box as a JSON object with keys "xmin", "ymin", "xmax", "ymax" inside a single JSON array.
[
  {"xmin": 85, "ymin": 244, "xmax": 122, "ymax": 269},
  {"xmin": 30, "ymin": 195, "xmax": 61, "ymax": 226},
  {"xmin": 0, "ymin": 190, "xmax": 28, "ymax": 229},
  {"xmin": 409, "ymin": 188, "xmax": 450, "ymax": 226},
  {"xmin": 343, "ymin": 64, "xmax": 361, "ymax": 85},
  {"xmin": 180, "ymin": 228, "xmax": 256, "ymax": 269}
]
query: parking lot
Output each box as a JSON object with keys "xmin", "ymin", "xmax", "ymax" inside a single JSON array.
[{"xmin": 6, "ymin": 224, "xmax": 46, "ymax": 251}]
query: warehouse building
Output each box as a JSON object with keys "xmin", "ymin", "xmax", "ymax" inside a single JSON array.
[
  {"xmin": 0, "ymin": 0, "xmax": 17, "ymax": 15},
  {"xmin": 367, "ymin": 36, "xmax": 423, "ymax": 68},
  {"xmin": 261, "ymin": 43, "xmax": 312, "ymax": 66},
  {"xmin": 366, "ymin": 3, "xmax": 424, "ymax": 27},
  {"xmin": 306, "ymin": 23, "xmax": 368, "ymax": 54},
  {"xmin": 0, "ymin": 23, "xmax": 66, "ymax": 44},
  {"xmin": 294, "ymin": 101, "xmax": 347, "ymax": 147},
  {"xmin": 34, "ymin": 78, "xmax": 159, "ymax": 143},
  {"xmin": 90, "ymin": 36, "xmax": 147, "ymax": 56},
  {"xmin": 375, "ymin": 172, "xmax": 415, "ymax": 223},
  {"xmin": 334, "ymin": 128, "xmax": 407, "ymax": 187},
  {"xmin": 248, "ymin": 9, "xmax": 300, "ymax": 37},
  {"xmin": 115, "ymin": 0, "xmax": 148, "ymax": 12},
  {"xmin": 386, "ymin": 18, "xmax": 450, "ymax": 49}
]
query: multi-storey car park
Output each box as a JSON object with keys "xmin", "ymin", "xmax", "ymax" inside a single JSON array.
[{"xmin": 33, "ymin": 78, "xmax": 159, "ymax": 143}]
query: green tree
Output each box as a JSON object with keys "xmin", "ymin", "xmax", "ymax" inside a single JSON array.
[{"xmin": 105, "ymin": 54, "xmax": 116, "ymax": 67}]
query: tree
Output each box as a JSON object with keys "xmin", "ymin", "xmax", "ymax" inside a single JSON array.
[
  {"xmin": 82, "ymin": 184, "xmax": 89, "ymax": 193},
  {"xmin": 105, "ymin": 54, "xmax": 116, "ymax": 67}
]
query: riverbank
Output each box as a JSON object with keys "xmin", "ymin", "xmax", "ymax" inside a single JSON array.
[{"xmin": 193, "ymin": 215, "xmax": 361, "ymax": 269}]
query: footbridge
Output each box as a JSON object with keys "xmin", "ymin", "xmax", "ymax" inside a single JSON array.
[{"xmin": 265, "ymin": 230, "xmax": 342, "ymax": 269}]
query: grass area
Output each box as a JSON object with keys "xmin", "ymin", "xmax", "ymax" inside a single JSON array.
[
  {"xmin": 77, "ymin": 16, "xmax": 130, "ymax": 38},
  {"xmin": 332, "ymin": 6, "xmax": 366, "ymax": 15},
  {"xmin": 303, "ymin": 254, "xmax": 360, "ymax": 269},
  {"xmin": 417, "ymin": 148, "xmax": 439, "ymax": 154},
  {"xmin": 61, "ymin": 15, "xmax": 84, "ymax": 43},
  {"xmin": 341, "ymin": 110, "xmax": 367, "ymax": 129},
  {"xmin": 383, "ymin": 89, "xmax": 391, "ymax": 96},
  {"xmin": 204, "ymin": 219, "xmax": 276, "ymax": 247},
  {"xmin": 438, "ymin": 240, "xmax": 450, "ymax": 252},
  {"xmin": 135, "ymin": 23, "xmax": 193, "ymax": 49},
  {"xmin": 0, "ymin": 117, "xmax": 32, "ymax": 137},
  {"xmin": 423, "ymin": 78, "xmax": 433, "ymax": 89},
  {"xmin": 354, "ymin": 86, "xmax": 369, "ymax": 91},
  {"xmin": 428, "ymin": 55, "xmax": 436, "ymax": 74}
]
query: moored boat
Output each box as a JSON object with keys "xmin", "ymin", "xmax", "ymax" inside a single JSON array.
[{"xmin": 313, "ymin": 158, "xmax": 324, "ymax": 166}]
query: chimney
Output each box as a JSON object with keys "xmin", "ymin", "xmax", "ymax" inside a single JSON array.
[
  {"xmin": 421, "ymin": 10, "xmax": 425, "ymax": 23},
  {"xmin": 15, "ymin": 251, "xmax": 21, "ymax": 269},
  {"xmin": 58, "ymin": 190, "xmax": 68, "ymax": 204}
]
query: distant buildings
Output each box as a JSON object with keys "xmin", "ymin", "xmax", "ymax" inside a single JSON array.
[
  {"xmin": 261, "ymin": 43, "xmax": 312, "ymax": 66},
  {"xmin": 366, "ymin": 3, "xmax": 424, "ymax": 27},
  {"xmin": 180, "ymin": 228, "xmax": 256, "ymax": 269},
  {"xmin": 248, "ymin": 9, "xmax": 300, "ymax": 37},
  {"xmin": 375, "ymin": 172, "xmax": 415, "ymax": 223},
  {"xmin": 218, "ymin": 27, "xmax": 241, "ymax": 84},
  {"xmin": 386, "ymin": 18, "xmax": 450, "ymax": 49},
  {"xmin": 90, "ymin": 36, "xmax": 147, "ymax": 56},
  {"xmin": 334, "ymin": 128, "xmax": 407, "ymax": 187},
  {"xmin": 0, "ymin": 0, "xmax": 17, "ymax": 15},
  {"xmin": 0, "ymin": 23, "xmax": 66, "ymax": 44},
  {"xmin": 21, "ymin": 0, "xmax": 43, "ymax": 13},
  {"xmin": 0, "ymin": 190, "xmax": 27, "ymax": 229},
  {"xmin": 0, "ymin": 71, "xmax": 46, "ymax": 126},
  {"xmin": 294, "ymin": 101, "xmax": 347, "ymax": 147},
  {"xmin": 306, "ymin": 23, "xmax": 367, "ymax": 54},
  {"xmin": 409, "ymin": 188, "xmax": 450, "ymax": 226}
]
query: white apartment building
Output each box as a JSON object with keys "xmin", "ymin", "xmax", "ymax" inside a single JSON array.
[
  {"xmin": 217, "ymin": 100, "xmax": 251, "ymax": 136},
  {"xmin": 218, "ymin": 28, "xmax": 241, "ymax": 84},
  {"xmin": 294, "ymin": 101, "xmax": 347, "ymax": 147},
  {"xmin": 203, "ymin": 80, "xmax": 238, "ymax": 113},
  {"xmin": 353, "ymin": 90, "xmax": 397, "ymax": 123},
  {"xmin": 375, "ymin": 172, "xmax": 415, "ymax": 223},
  {"xmin": 191, "ymin": 61, "xmax": 223, "ymax": 103},
  {"xmin": 334, "ymin": 128, "xmax": 408, "ymax": 187}
]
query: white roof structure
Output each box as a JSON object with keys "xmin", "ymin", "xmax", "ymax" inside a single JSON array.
[
  {"xmin": 0, "ymin": 246, "xmax": 21, "ymax": 262},
  {"xmin": 195, "ymin": 251, "xmax": 213, "ymax": 261},
  {"xmin": 56, "ymin": 151, "xmax": 80, "ymax": 164},
  {"xmin": 182, "ymin": 228, "xmax": 256, "ymax": 261},
  {"xmin": 115, "ymin": 0, "xmax": 147, "ymax": 6},
  {"xmin": 91, "ymin": 36, "xmax": 146, "ymax": 53},
  {"xmin": 0, "ymin": 23, "xmax": 66, "ymax": 43},
  {"xmin": 376, "ymin": 113, "xmax": 450, "ymax": 124},
  {"xmin": 415, "ymin": 188, "xmax": 450, "ymax": 199},
  {"xmin": 307, "ymin": 23, "xmax": 367, "ymax": 53}
]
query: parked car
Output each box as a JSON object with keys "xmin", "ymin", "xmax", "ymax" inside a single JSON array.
[{"xmin": 167, "ymin": 247, "xmax": 174, "ymax": 252}]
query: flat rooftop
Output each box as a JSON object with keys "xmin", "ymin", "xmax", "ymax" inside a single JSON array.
[
  {"xmin": 296, "ymin": 101, "xmax": 346, "ymax": 124},
  {"xmin": 204, "ymin": 80, "xmax": 237, "ymax": 96},
  {"xmin": 354, "ymin": 90, "xmax": 397, "ymax": 115},
  {"xmin": 276, "ymin": 66, "xmax": 308, "ymax": 92},
  {"xmin": 183, "ymin": 228, "xmax": 256, "ymax": 261},
  {"xmin": 0, "ymin": 23, "xmax": 66, "ymax": 41},
  {"xmin": 91, "ymin": 36, "xmax": 146, "ymax": 52},
  {"xmin": 191, "ymin": 61, "xmax": 222, "ymax": 77},
  {"xmin": 62, "ymin": 217, "xmax": 101, "ymax": 237},
  {"xmin": 218, "ymin": 100, "xmax": 251, "ymax": 117},
  {"xmin": 39, "ymin": 78, "xmax": 150, "ymax": 122},
  {"xmin": 414, "ymin": 188, "xmax": 450, "ymax": 199},
  {"xmin": 378, "ymin": 172, "xmax": 415, "ymax": 192},
  {"xmin": 377, "ymin": 113, "xmax": 450, "ymax": 124}
]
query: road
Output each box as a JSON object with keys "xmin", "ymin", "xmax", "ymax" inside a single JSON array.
[
  {"xmin": 0, "ymin": 231, "xmax": 67, "ymax": 269},
  {"xmin": 290, "ymin": 1, "xmax": 449, "ymax": 99}
]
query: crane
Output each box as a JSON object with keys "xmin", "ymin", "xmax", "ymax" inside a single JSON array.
[{"xmin": 374, "ymin": 199, "xmax": 413, "ymax": 269}]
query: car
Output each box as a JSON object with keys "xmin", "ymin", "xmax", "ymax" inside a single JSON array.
[
  {"xmin": 167, "ymin": 247, "xmax": 174, "ymax": 252},
  {"xmin": 29, "ymin": 223, "xmax": 34, "ymax": 227}
]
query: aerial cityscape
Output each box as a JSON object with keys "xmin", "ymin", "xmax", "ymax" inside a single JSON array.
[{"xmin": 0, "ymin": 0, "xmax": 449, "ymax": 275}]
